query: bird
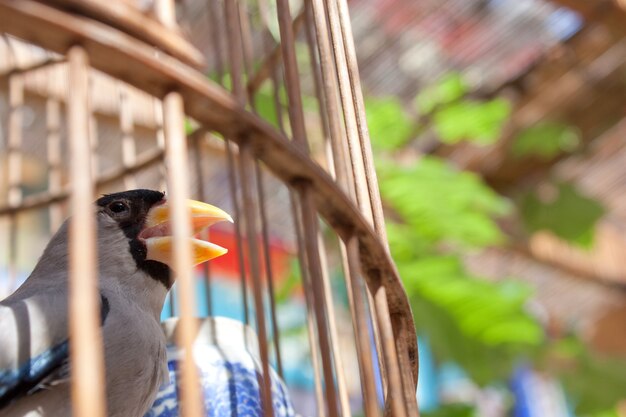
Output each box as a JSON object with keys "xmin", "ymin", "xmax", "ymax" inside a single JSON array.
[{"xmin": 0, "ymin": 189, "xmax": 232, "ymax": 417}]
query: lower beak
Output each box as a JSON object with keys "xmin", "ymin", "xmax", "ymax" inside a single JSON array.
[{"xmin": 139, "ymin": 199, "xmax": 232, "ymax": 267}]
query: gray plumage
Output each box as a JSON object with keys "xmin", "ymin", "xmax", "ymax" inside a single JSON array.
[{"xmin": 0, "ymin": 190, "xmax": 171, "ymax": 417}]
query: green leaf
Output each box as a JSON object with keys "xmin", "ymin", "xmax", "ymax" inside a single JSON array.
[
  {"xmin": 512, "ymin": 122, "xmax": 581, "ymax": 159},
  {"xmin": 184, "ymin": 118, "xmax": 196, "ymax": 135},
  {"xmin": 416, "ymin": 73, "xmax": 468, "ymax": 114},
  {"xmin": 520, "ymin": 183, "xmax": 605, "ymax": 248},
  {"xmin": 365, "ymin": 96, "xmax": 414, "ymax": 150},
  {"xmin": 552, "ymin": 338, "xmax": 626, "ymax": 415},
  {"xmin": 422, "ymin": 404, "xmax": 476, "ymax": 417},
  {"xmin": 433, "ymin": 98, "xmax": 511, "ymax": 145},
  {"xmin": 393, "ymin": 250, "xmax": 543, "ymax": 382},
  {"xmin": 275, "ymin": 259, "xmax": 301, "ymax": 304},
  {"xmin": 403, "ymin": 269, "xmax": 542, "ymax": 384},
  {"xmin": 254, "ymin": 86, "xmax": 282, "ymax": 129},
  {"xmin": 378, "ymin": 157, "xmax": 510, "ymax": 248}
]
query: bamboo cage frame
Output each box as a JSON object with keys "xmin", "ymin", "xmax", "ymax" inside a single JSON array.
[{"xmin": 0, "ymin": 0, "xmax": 419, "ymax": 416}]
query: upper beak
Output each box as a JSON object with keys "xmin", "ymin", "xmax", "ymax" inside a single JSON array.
[{"xmin": 139, "ymin": 199, "xmax": 232, "ymax": 267}]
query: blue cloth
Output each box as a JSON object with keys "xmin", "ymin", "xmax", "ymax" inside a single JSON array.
[{"xmin": 146, "ymin": 341, "xmax": 295, "ymax": 417}]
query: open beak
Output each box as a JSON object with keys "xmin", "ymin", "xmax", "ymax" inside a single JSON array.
[{"xmin": 139, "ymin": 199, "xmax": 232, "ymax": 267}]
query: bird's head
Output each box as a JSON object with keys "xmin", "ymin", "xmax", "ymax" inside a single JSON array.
[{"xmin": 95, "ymin": 189, "xmax": 232, "ymax": 289}]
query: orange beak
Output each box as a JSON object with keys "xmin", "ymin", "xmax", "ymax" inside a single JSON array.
[{"xmin": 139, "ymin": 199, "xmax": 232, "ymax": 267}]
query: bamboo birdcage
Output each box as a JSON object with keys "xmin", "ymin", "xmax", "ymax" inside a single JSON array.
[{"xmin": 0, "ymin": 1, "xmax": 418, "ymax": 416}]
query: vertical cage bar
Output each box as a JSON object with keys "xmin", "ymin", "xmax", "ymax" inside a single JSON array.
[
  {"xmin": 46, "ymin": 97, "xmax": 64, "ymax": 233},
  {"xmin": 88, "ymin": 77, "xmax": 99, "ymax": 180},
  {"xmin": 303, "ymin": 8, "xmax": 334, "ymax": 180},
  {"xmin": 225, "ymin": 140, "xmax": 250, "ymax": 325},
  {"xmin": 66, "ymin": 45, "xmax": 107, "ymax": 417},
  {"xmin": 119, "ymin": 85, "xmax": 137, "ymax": 190},
  {"xmin": 299, "ymin": 186, "xmax": 340, "ymax": 417},
  {"xmin": 7, "ymin": 72, "xmax": 23, "ymax": 293},
  {"xmin": 290, "ymin": 193, "xmax": 327, "ymax": 417},
  {"xmin": 155, "ymin": 0, "xmax": 176, "ymax": 29},
  {"xmin": 328, "ymin": 0, "xmax": 418, "ymax": 404},
  {"xmin": 7, "ymin": 74, "xmax": 23, "ymax": 208},
  {"xmin": 239, "ymin": 0, "xmax": 286, "ymax": 380},
  {"xmin": 321, "ymin": 0, "xmax": 371, "ymax": 221},
  {"xmin": 222, "ymin": 0, "xmax": 257, "ymax": 331},
  {"xmin": 374, "ymin": 284, "xmax": 408, "ymax": 417},
  {"xmin": 239, "ymin": 143, "xmax": 275, "ymax": 417},
  {"xmin": 343, "ymin": 237, "xmax": 381, "ymax": 417},
  {"xmin": 366, "ymin": 282, "xmax": 388, "ymax": 401},
  {"xmin": 152, "ymin": 96, "xmax": 174, "ymax": 316},
  {"xmin": 253, "ymin": 1, "xmax": 329, "ymax": 408},
  {"xmin": 255, "ymin": 163, "xmax": 284, "ymax": 377},
  {"xmin": 275, "ymin": 0, "xmax": 308, "ymax": 149},
  {"xmin": 330, "ymin": 0, "xmax": 418, "ymax": 412},
  {"xmin": 333, "ymin": 0, "xmax": 388, "ymax": 243},
  {"xmin": 191, "ymin": 134, "xmax": 213, "ymax": 316},
  {"xmin": 317, "ymin": 231, "xmax": 353, "ymax": 417},
  {"xmin": 393, "ymin": 314, "xmax": 420, "ymax": 416},
  {"xmin": 303, "ymin": 0, "xmax": 352, "ymax": 194},
  {"xmin": 163, "ymin": 91, "xmax": 204, "ymax": 417},
  {"xmin": 206, "ymin": 0, "xmax": 225, "ymax": 81}
]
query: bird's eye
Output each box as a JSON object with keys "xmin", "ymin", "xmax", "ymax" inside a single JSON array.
[{"xmin": 109, "ymin": 201, "xmax": 129, "ymax": 215}]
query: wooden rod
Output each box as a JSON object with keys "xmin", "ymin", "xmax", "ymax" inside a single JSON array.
[
  {"xmin": 238, "ymin": 143, "xmax": 276, "ymax": 417},
  {"xmin": 304, "ymin": 0, "xmax": 354, "ymax": 198},
  {"xmin": 255, "ymin": 163, "xmax": 284, "ymax": 377},
  {"xmin": 46, "ymin": 97, "xmax": 64, "ymax": 233},
  {"xmin": 299, "ymin": 186, "xmax": 340, "ymax": 417},
  {"xmin": 275, "ymin": 0, "xmax": 308, "ymax": 150},
  {"xmin": 317, "ymin": 231, "xmax": 353, "ymax": 417},
  {"xmin": 344, "ymin": 237, "xmax": 381, "ymax": 417},
  {"xmin": 240, "ymin": 0, "xmax": 285, "ymax": 380},
  {"xmin": 163, "ymin": 91, "xmax": 204, "ymax": 417},
  {"xmin": 224, "ymin": 139, "xmax": 250, "ymax": 325},
  {"xmin": 322, "ymin": 0, "xmax": 371, "ymax": 221},
  {"xmin": 374, "ymin": 284, "xmax": 408, "ymax": 417},
  {"xmin": 7, "ymin": 72, "xmax": 23, "ymax": 293},
  {"xmin": 87, "ymin": 76, "xmax": 99, "ymax": 181},
  {"xmin": 334, "ymin": 0, "xmax": 389, "ymax": 245},
  {"xmin": 66, "ymin": 45, "xmax": 107, "ymax": 417},
  {"xmin": 191, "ymin": 135, "xmax": 213, "ymax": 316},
  {"xmin": 246, "ymin": 10, "xmax": 306, "ymax": 97},
  {"xmin": 119, "ymin": 84, "xmax": 137, "ymax": 190},
  {"xmin": 290, "ymin": 192, "xmax": 327, "ymax": 417}
]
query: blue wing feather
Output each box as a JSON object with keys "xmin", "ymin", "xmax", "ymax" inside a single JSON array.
[
  {"xmin": 0, "ymin": 339, "xmax": 69, "ymax": 409},
  {"xmin": 0, "ymin": 293, "xmax": 110, "ymax": 410}
]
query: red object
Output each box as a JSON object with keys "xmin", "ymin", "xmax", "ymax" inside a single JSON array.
[{"xmin": 197, "ymin": 225, "xmax": 293, "ymax": 284}]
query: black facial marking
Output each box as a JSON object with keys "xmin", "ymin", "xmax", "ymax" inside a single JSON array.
[{"xmin": 97, "ymin": 189, "xmax": 172, "ymax": 288}]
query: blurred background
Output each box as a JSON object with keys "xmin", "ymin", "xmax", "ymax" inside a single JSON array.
[{"xmin": 1, "ymin": 0, "xmax": 626, "ymax": 416}]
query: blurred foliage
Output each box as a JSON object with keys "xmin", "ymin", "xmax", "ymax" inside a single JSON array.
[
  {"xmin": 416, "ymin": 73, "xmax": 511, "ymax": 145},
  {"xmin": 432, "ymin": 99, "xmax": 511, "ymax": 145},
  {"xmin": 377, "ymin": 158, "xmax": 544, "ymax": 383},
  {"xmin": 416, "ymin": 73, "xmax": 468, "ymax": 113},
  {"xmin": 366, "ymin": 97, "xmax": 415, "ymax": 150},
  {"xmin": 379, "ymin": 158, "xmax": 509, "ymax": 248},
  {"xmin": 512, "ymin": 122, "xmax": 581, "ymax": 159},
  {"xmin": 544, "ymin": 337, "xmax": 626, "ymax": 415},
  {"xmin": 254, "ymin": 85, "xmax": 283, "ymax": 130},
  {"xmin": 275, "ymin": 259, "xmax": 302, "ymax": 305},
  {"xmin": 363, "ymin": 72, "xmax": 622, "ymax": 413},
  {"xmin": 422, "ymin": 404, "xmax": 476, "ymax": 417},
  {"xmin": 399, "ymin": 255, "xmax": 543, "ymax": 384},
  {"xmin": 367, "ymin": 72, "xmax": 511, "ymax": 150},
  {"xmin": 520, "ymin": 183, "xmax": 605, "ymax": 248}
]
